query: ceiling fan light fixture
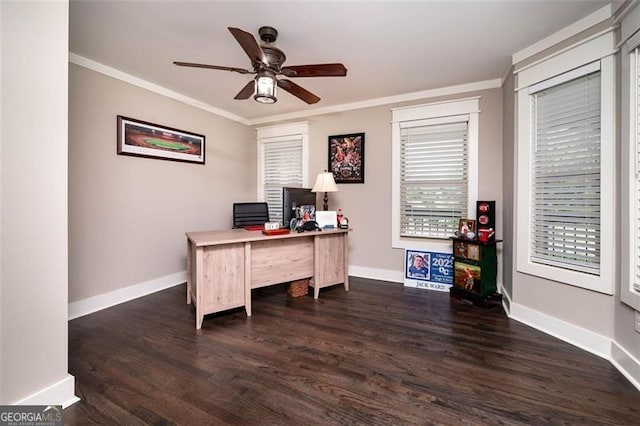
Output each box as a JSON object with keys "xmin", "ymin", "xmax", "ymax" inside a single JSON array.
[
  {"xmin": 254, "ymin": 70, "xmax": 277, "ymax": 104},
  {"xmin": 175, "ymin": 26, "xmax": 346, "ymax": 105}
]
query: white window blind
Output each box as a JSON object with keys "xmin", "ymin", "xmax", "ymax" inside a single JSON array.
[
  {"xmin": 260, "ymin": 137, "xmax": 303, "ymax": 223},
  {"xmin": 530, "ymin": 69, "xmax": 601, "ymax": 275},
  {"xmin": 400, "ymin": 121, "xmax": 468, "ymax": 239}
]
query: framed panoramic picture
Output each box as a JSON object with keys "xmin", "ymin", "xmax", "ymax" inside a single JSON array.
[
  {"xmin": 117, "ymin": 115, "xmax": 205, "ymax": 164},
  {"xmin": 328, "ymin": 132, "xmax": 364, "ymax": 183}
]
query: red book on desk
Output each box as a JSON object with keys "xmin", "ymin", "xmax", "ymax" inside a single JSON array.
[
  {"xmin": 262, "ymin": 229, "xmax": 290, "ymax": 236},
  {"xmin": 243, "ymin": 225, "xmax": 264, "ymax": 231}
]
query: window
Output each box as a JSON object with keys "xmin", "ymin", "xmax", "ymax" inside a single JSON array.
[
  {"xmin": 515, "ymin": 31, "xmax": 614, "ymax": 294},
  {"xmin": 392, "ymin": 98, "xmax": 479, "ymax": 251},
  {"xmin": 621, "ymin": 6, "xmax": 640, "ymax": 311},
  {"xmin": 529, "ymin": 64, "xmax": 601, "ymax": 275},
  {"xmin": 257, "ymin": 122, "xmax": 309, "ymax": 224},
  {"xmin": 400, "ymin": 119, "xmax": 469, "ymax": 238}
]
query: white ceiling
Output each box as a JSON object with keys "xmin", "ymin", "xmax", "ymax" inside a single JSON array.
[{"xmin": 69, "ymin": 0, "xmax": 613, "ymax": 123}]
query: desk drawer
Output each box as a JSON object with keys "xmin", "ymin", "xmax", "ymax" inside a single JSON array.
[{"xmin": 251, "ymin": 238, "xmax": 314, "ymax": 288}]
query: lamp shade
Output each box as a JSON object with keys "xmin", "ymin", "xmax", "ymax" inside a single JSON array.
[
  {"xmin": 254, "ymin": 70, "xmax": 277, "ymax": 104},
  {"xmin": 311, "ymin": 171, "xmax": 338, "ymax": 193}
]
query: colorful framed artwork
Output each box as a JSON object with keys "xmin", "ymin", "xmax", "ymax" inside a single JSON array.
[
  {"xmin": 117, "ymin": 115, "xmax": 205, "ymax": 164},
  {"xmin": 454, "ymin": 241, "xmax": 480, "ymax": 261},
  {"xmin": 328, "ymin": 132, "xmax": 364, "ymax": 183},
  {"xmin": 454, "ymin": 262, "xmax": 482, "ymax": 293},
  {"xmin": 457, "ymin": 219, "xmax": 476, "ymax": 236}
]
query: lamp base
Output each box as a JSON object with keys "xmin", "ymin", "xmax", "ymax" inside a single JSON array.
[{"xmin": 323, "ymin": 192, "xmax": 329, "ymax": 211}]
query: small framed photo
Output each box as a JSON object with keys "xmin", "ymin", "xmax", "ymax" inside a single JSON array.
[
  {"xmin": 328, "ymin": 132, "xmax": 364, "ymax": 183},
  {"xmin": 117, "ymin": 115, "xmax": 205, "ymax": 164},
  {"xmin": 458, "ymin": 219, "xmax": 476, "ymax": 236},
  {"xmin": 454, "ymin": 240, "xmax": 480, "ymax": 261},
  {"xmin": 406, "ymin": 250, "xmax": 430, "ymax": 281}
]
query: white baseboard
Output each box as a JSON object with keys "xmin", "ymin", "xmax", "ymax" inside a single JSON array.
[
  {"xmin": 68, "ymin": 271, "xmax": 187, "ymax": 320},
  {"xmin": 498, "ymin": 282, "xmax": 512, "ymax": 315},
  {"xmin": 14, "ymin": 374, "xmax": 79, "ymax": 409},
  {"xmin": 349, "ymin": 265, "xmax": 403, "ymax": 284},
  {"xmin": 610, "ymin": 341, "xmax": 640, "ymax": 391},
  {"xmin": 509, "ymin": 302, "xmax": 611, "ymax": 359}
]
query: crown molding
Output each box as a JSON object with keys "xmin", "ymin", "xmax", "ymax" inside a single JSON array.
[
  {"xmin": 246, "ymin": 79, "xmax": 502, "ymax": 126},
  {"xmin": 512, "ymin": 4, "xmax": 613, "ymax": 65},
  {"xmin": 69, "ymin": 53, "xmax": 250, "ymax": 125},
  {"xmin": 70, "ymin": 53, "xmax": 501, "ymax": 127}
]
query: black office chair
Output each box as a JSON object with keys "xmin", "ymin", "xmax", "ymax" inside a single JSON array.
[{"xmin": 233, "ymin": 202, "xmax": 270, "ymax": 229}]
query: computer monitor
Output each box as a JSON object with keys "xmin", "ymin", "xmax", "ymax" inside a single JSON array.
[{"xmin": 282, "ymin": 187, "xmax": 316, "ymax": 228}]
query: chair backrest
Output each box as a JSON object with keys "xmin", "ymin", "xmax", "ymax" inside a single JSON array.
[{"xmin": 233, "ymin": 202, "xmax": 270, "ymax": 228}]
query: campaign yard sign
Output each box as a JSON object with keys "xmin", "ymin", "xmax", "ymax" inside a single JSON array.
[{"xmin": 404, "ymin": 249, "xmax": 454, "ymax": 292}]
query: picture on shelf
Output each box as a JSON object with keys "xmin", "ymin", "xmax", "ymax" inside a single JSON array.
[
  {"xmin": 454, "ymin": 262, "xmax": 482, "ymax": 293},
  {"xmin": 299, "ymin": 205, "xmax": 315, "ymax": 222},
  {"xmin": 290, "ymin": 205, "xmax": 316, "ymax": 230},
  {"xmin": 454, "ymin": 240, "xmax": 480, "ymax": 261},
  {"xmin": 457, "ymin": 218, "xmax": 476, "ymax": 237}
]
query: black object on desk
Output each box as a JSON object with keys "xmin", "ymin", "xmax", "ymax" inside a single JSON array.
[{"xmin": 233, "ymin": 202, "xmax": 270, "ymax": 229}]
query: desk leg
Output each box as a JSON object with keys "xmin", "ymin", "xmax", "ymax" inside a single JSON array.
[
  {"xmin": 196, "ymin": 312, "xmax": 204, "ymax": 330},
  {"xmin": 186, "ymin": 239, "xmax": 192, "ymax": 304},
  {"xmin": 343, "ymin": 232, "xmax": 349, "ymax": 292},
  {"xmin": 195, "ymin": 246, "xmax": 204, "ymax": 330},
  {"xmin": 245, "ymin": 242, "xmax": 252, "ymax": 316},
  {"xmin": 313, "ymin": 235, "xmax": 320, "ymax": 299}
]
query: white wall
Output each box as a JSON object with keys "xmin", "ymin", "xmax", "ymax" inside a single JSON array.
[
  {"xmin": 505, "ymin": 7, "xmax": 640, "ymax": 388},
  {"xmin": 68, "ymin": 64, "xmax": 255, "ymax": 303},
  {"xmin": 509, "ymin": 16, "xmax": 618, "ymax": 339},
  {"xmin": 262, "ymin": 87, "xmax": 504, "ymax": 281},
  {"xmin": 501, "ymin": 69, "xmax": 515, "ymax": 303},
  {"xmin": 1, "ymin": 0, "xmax": 75, "ymax": 405},
  {"xmin": 613, "ymin": 1, "xmax": 640, "ymax": 383}
]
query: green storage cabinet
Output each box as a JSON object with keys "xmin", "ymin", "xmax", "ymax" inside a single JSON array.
[{"xmin": 451, "ymin": 238, "xmax": 499, "ymax": 298}]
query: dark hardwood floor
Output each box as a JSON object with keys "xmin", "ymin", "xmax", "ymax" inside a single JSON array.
[{"xmin": 64, "ymin": 277, "xmax": 640, "ymax": 425}]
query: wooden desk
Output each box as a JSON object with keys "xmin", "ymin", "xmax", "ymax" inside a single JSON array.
[{"xmin": 186, "ymin": 228, "xmax": 349, "ymax": 329}]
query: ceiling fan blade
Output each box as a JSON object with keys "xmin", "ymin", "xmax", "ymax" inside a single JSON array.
[
  {"xmin": 228, "ymin": 27, "xmax": 267, "ymax": 65},
  {"xmin": 277, "ymin": 79, "xmax": 321, "ymax": 104},
  {"xmin": 234, "ymin": 80, "xmax": 255, "ymax": 100},
  {"xmin": 173, "ymin": 61, "xmax": 252, "ymax": 74},
  {"xmin": 280, "ymin": 63, "xmax": 347, "ymax": 78}
]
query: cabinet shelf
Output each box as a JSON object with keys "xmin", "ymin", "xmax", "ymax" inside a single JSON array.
[{"xmin": 450, "ymin": 237, "xmax": 502, "ymax": 299}]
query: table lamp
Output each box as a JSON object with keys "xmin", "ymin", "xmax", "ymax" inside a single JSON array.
[{"xmin": 311, "ymin": 170, "xmax": 338, "ymax": 211}]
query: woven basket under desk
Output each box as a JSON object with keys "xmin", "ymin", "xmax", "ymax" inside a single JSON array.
[{"xmin": 287, "ymin": 279, "xmax": 310, "ymax": 298}]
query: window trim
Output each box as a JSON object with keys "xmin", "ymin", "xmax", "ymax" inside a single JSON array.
[
  {"xmin": 621, "ymin": 5, "xmax": 640, "ymax": 311},
  {"xmin": 256, "ymin": 121, "xmax": 309, "ymax": 216},
  {"xmin": 515, "ymin": 31, "xmax": 615, "ymax": 295},
  {"xmin": 391, "ymin": 97, "xmax": 479, "ymax": 252}
]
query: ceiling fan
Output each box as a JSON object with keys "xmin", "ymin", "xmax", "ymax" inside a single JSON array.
[{"xmin": 174, "ymin": 26, "xmax": 347, "ymax": 105}]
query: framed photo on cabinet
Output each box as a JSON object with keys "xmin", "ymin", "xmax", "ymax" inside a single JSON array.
[{"xmin": 458, "ymin": 219, "xmax": 476, "ymax": 236}]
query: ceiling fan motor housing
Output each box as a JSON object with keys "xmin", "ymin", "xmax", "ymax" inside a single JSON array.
[
  {"xmin": 262, "ymin": 46, "xmax": 286, "ymax": 70},
  {"xmin": 259, "ymin": 26, "xmax": 278, "ymax": 43}
]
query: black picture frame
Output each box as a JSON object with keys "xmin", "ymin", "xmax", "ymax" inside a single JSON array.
[
  {"xmin": 328, "ymin": 132, "xmax": 364, "ymax": 184},
  {"xmin": 117, "ymin": 115, "xmax": 205, "ymax": 164}
]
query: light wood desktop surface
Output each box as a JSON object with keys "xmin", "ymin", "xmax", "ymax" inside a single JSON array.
[{"xmin": 186, "ymin": 228, "xmax": 349, "ymax": 329}]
